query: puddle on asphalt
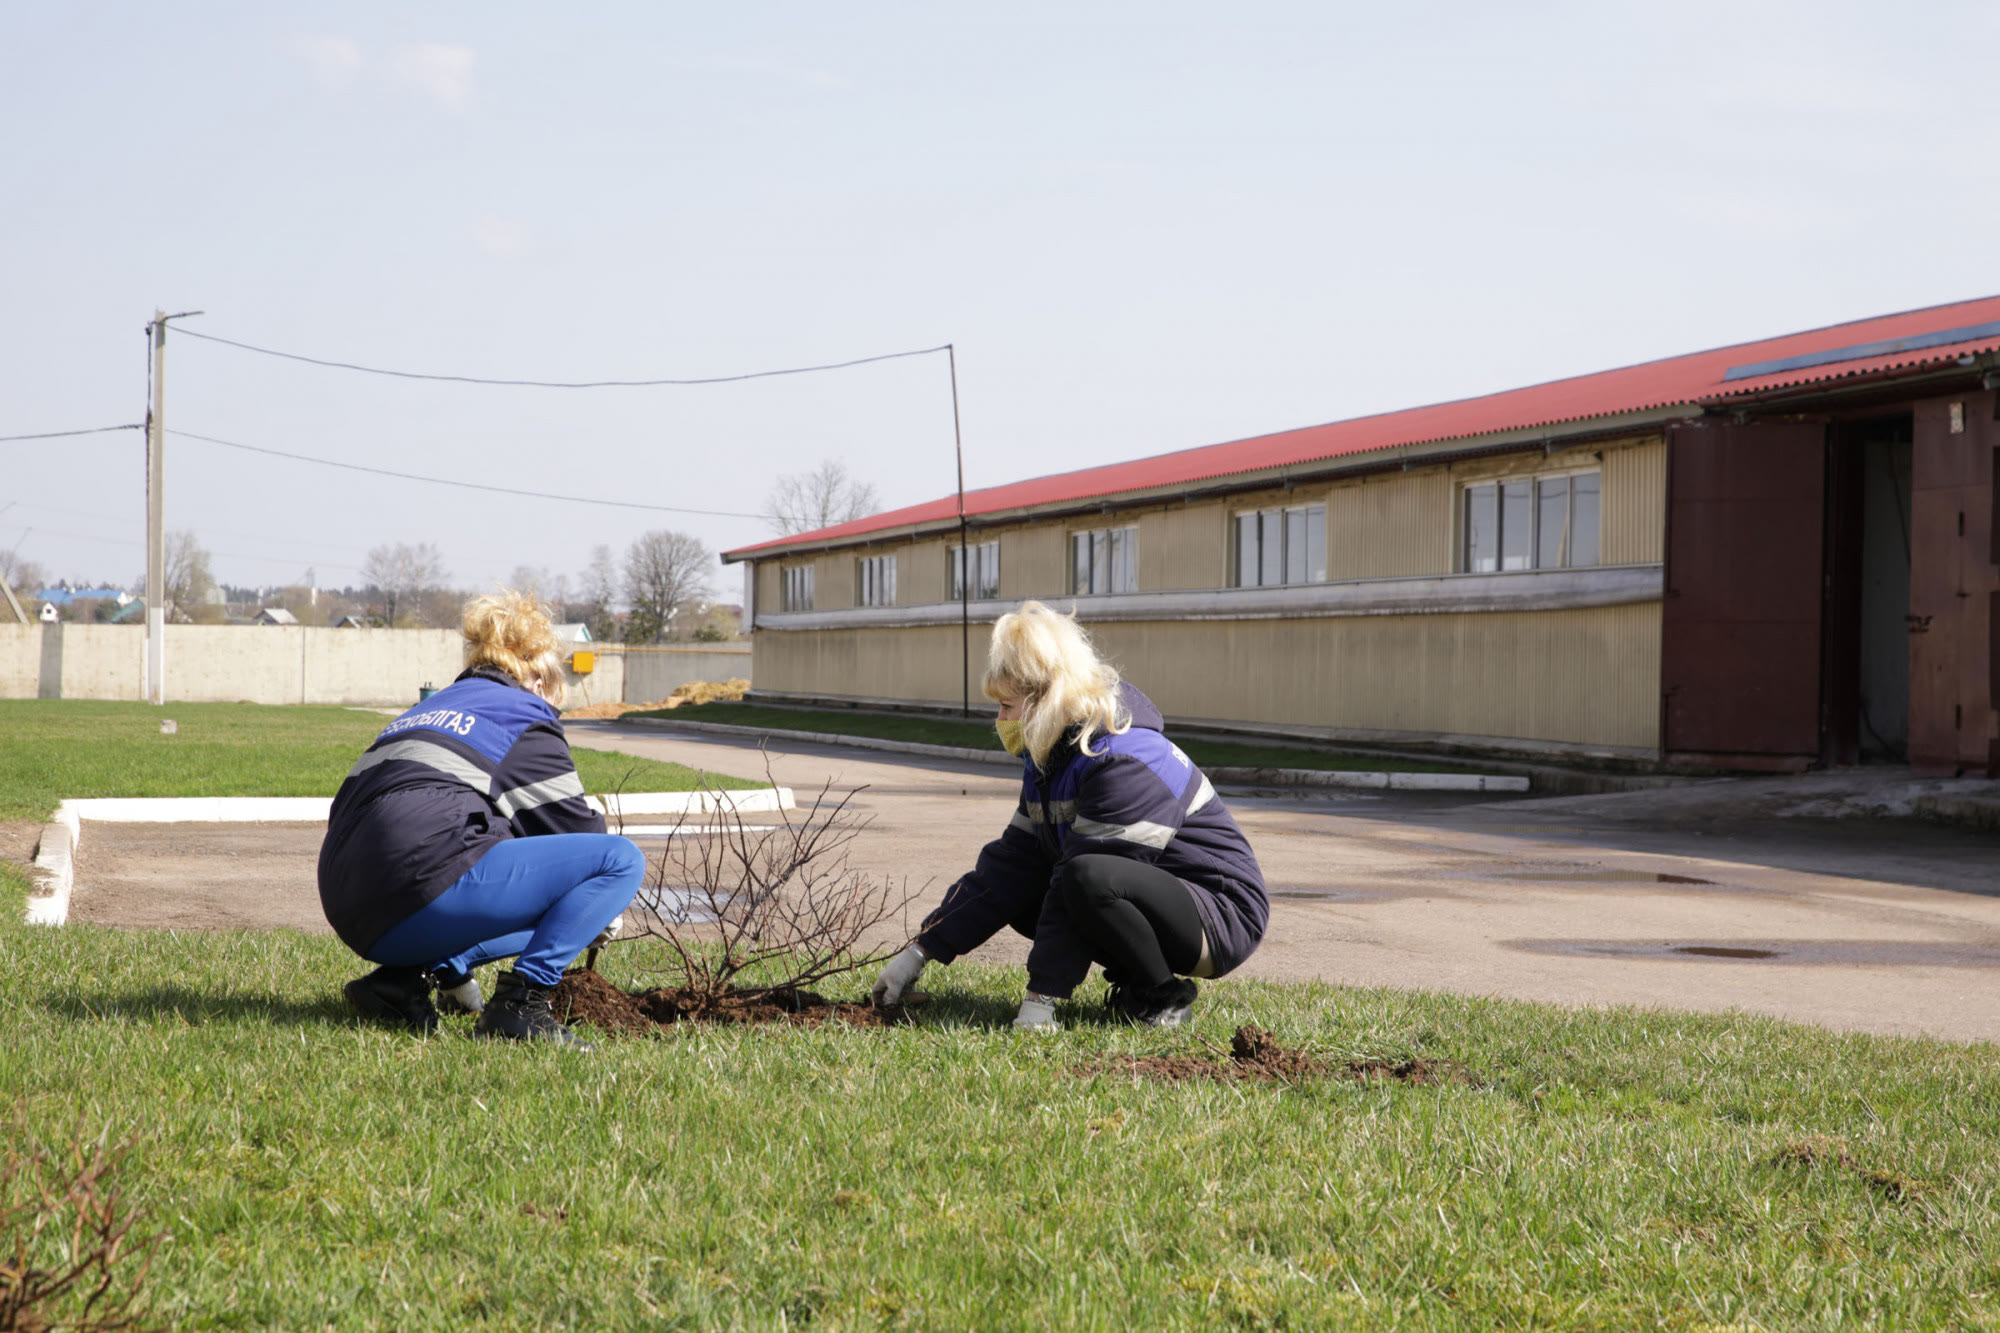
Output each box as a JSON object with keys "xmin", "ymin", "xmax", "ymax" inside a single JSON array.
[
  {"xmin": 1495, "ymin": 869, "xmax": 1717, "ymax": 885},
  {"xmin": 631, "ymin": 886, "xmax": 720, "ymax": 926},
  {"xmin": 1505, "ymin": 939, "xmax": 2000, "ymax": 967}
]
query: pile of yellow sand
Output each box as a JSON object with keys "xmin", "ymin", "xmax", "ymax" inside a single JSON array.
[{"xmin": 563, "ymin": 678, "xmax": 750, "ymax": 720}]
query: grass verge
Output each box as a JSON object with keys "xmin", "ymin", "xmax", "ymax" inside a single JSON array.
[
  {"xmin": 0, "ymin": 700, "xmax": 760, "ymax": 823},
  {"xmin": 1, "ymin": 902, "xmax": 1993, "ymax": 1330},
  {"xmin": 626, "ymin": 702, "xmax": 1478, "ymax": 775}
]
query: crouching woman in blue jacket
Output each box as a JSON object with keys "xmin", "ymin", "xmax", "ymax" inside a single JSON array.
[
  {"xmin": 319, "ymin": 591, "xmax": 644, "ymax": 1048},
  {"xmin": 871, "ymin": 601, "xmax": 1269, "ymax": 1030}
]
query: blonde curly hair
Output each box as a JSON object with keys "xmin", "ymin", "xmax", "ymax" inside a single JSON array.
[
  {"xmin": 982, "ymin": 600, "xmax": 1129, "ymax": 769},
  {"xmin": 462, "ymin": 589, "xmax": 566, "ymax": 707}
]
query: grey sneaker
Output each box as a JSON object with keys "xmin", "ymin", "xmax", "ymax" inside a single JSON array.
[{"xmin": 429, "ymin": 966, "xmax": 484, "ymax": 1015}]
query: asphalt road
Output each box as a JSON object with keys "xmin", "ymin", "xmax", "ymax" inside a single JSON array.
[{"xmin": 571, "ymin": 721, "xmax": 2000, "ymax": 1045}]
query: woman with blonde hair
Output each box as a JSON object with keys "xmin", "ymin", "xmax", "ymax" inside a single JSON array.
[
  {"xmin": 872, "ymin": 601, "xmax": 1268, "ymax": 1029},
  {"xmin": 318, "ymin": 590, "xmax": 643, "ymax": 1048}
]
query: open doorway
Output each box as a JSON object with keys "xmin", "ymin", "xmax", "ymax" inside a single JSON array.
[{"xmin": 1824, "ymin": 415, "xmax": 1913, "ymax": 763}]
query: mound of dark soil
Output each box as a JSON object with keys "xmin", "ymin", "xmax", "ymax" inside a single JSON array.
[
  {"xmin": 1081, "ymin": 1024, "xmax": 1472, "ymax": 1086},
  {"xmin": 552, "ymin": 968, "xmax": 909, "ymax": 1036}
]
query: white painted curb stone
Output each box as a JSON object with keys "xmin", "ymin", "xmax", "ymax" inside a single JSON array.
[
  {"xmin": 19, "ymin": 788, "xmax": 794, "ymax": 927},
  {"xmin": 27, "ymin": 806, "xmax": 80, "ymax": 926}
]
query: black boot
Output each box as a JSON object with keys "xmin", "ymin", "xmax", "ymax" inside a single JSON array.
[
  {"xmin": 473, "ymin": 970, "xmax": 591, "ymax": 1050},
  {"xmin": 1107, "ymin": 976, "xmax": 1199, "ymax": 1029},
  {"xmin": 344, "ymin": 965, "xmax": 440, "ymax": 1034}
]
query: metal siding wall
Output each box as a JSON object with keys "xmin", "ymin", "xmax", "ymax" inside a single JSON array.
[
  {"xmin": 1088, "ymin": 605, "xmax": 1659, "ymax": 750},
  {"xmin": 902, "ymin": 539, "xmax": 947, "ymax": 606},
  {"xmin": 755, "ymin": 561, "xmax": 780, "ymax": 614},
  {"xmin": 812, "ymin": 553, "xmax": 855, "ymax": 611},
  {"xmin": 753, "ymin": 624, "xmax": 972, "ymax": 705},
  {"xmin": 1325, "ymin": 470, "xmax": 1454, "ymax": 579},
  {"xmin": 752, "ymin": 602, "xmax": 1661, "ymax": 750},
  {"xmin": 1603, "ymin": 438, "xmax": 1667, "ymax": 565},
  {"xmin": 1001, "ymin": 526, "xmax": 1067, "ymax": 599},
  {"xmin": 1139, "ymin": 505, "xmax": 1229, "ymax": 590}
]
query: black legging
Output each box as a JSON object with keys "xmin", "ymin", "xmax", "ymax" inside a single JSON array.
[{"xmin": 1054, "ymin": 854, "xmax": 1204, "ymax": 990}]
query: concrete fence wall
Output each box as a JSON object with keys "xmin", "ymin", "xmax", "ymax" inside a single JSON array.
[
  {"xmin": 2, "ymin": 624, "xmax": 463, "ymax": 706},
  {"xmin": 0, "ymin": 624, "xmax": 753, "ymax": 709},
  {"xmin": 621, "ymin": 645, "xmax": 754, "ymax": 702}
]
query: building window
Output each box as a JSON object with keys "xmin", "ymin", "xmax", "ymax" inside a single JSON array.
[
  {"xmin": 1234, "ymin": 504, "xmax": 1326, "ymax": 587},
  {"xmin": 1072, "ymin": 526, "xmax": 1137, "ymax": 595},
  {"xmin": 781, "ymin": 564, "xmax": 815, "ymax": 611},
  {"xmin": 1463, "ymin": 471, "xmax": 1600, "ymax": 572},
  {"xmin": 856, "ymin": 554, "xmax": 897, "ymax": 607},
  {"xmin": 948, "ymin": 540, "xmax": 999, "ymax": 600}
]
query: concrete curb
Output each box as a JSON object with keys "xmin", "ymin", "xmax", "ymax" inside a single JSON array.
[
  {"xmin": 17, "ymin": 788, "xmax": 796, "ymax": 927},
  {"xmin": 1206, "ymin": 767, "xmax": 1530, "ymax": 792},
  {"xmin": 616, "ymin": 717, "xmax": 1531, "ymax": 792},
  {"xmin": 44, "ymin": 790, "xmax": 794, "ymax": 824},
  {"xmin": 27, "ymin": 807, "xmax": 80, "ymax": 927},
  {"xmin": 620, "ymin": 716, "xmax": 1019, "ymax": 767}
]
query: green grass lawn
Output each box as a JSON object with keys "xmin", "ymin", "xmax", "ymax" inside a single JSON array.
[
  {"xmin": 628, "ymin": 702, "xmax": 1477, "ymax": 775},
  {"xmin": 0, "ymin": 700, "xmax": 759, "ymax": 822},
  {"xmin": 2, "ymin": 854, "xmax": 1994, "ymax": 1331}
]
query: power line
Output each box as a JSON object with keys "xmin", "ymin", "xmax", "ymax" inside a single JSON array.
[
  {"xmin": 169, "ymin": 428, "xmax": 764, "ymax": 519},
  {"xmin": 175, "ymin": 326, "xmax": 951, "ymax": 389},
  {"xmin": 0, "ymin": 519, "xmax": 364, "ymax": 572},
  {"xmin": 0, "ymin": 424, "xmax": 143, "ymax": 443}
]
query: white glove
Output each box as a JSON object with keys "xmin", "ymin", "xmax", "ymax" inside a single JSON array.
[
  {"xmin": 871, "ymin": 945, "xmax": 927, "ymax": 1007},
  {"xmin": 1012, "ymin": 993, "xmax": 1062, "ymax": 1031},
  {"xmin": 589, "ymin": 914, "xmax": 625, "ymax": 949}
]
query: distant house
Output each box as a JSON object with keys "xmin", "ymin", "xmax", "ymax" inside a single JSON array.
[
  {"xmin": 110, "ymin": 600, "xmax": 146, "ymax": 625},
  {"xmin": 334, "ymin": 615, "xmax": 385, "ymax": 629},
  {"xmin": 34, "ymin": 587, "xmax": 130, "ymax": 607},
  {"xmin": 256, "ymin": 608, "xmax": 300, "ymax": 626},
  {"xmin": 552, "ymin": 623, "xmax": 592, "ymax": 643}
]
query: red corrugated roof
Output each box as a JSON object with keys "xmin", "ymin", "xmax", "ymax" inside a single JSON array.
[{"xmin": 726, "ymin": 294, "xmax": 2000, "ymax": 559}]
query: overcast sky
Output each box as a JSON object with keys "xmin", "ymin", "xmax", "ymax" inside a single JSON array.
[{"xmin": 4, "ymin": 2, "xmax": 1997, "ymax": 598}]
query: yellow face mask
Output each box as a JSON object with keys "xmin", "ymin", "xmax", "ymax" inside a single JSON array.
[{"xmin": 995, "ymin": 718, "xmax": 1026, "ymax": 756}]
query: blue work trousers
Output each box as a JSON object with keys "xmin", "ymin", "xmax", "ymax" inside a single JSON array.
[{"xmin": 367, "ymin": 834, "xmax": 645, "ymax": 987}]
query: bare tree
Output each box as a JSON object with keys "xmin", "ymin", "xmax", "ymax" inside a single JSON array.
[
  {"xmin": 0, "ymin": 549, "xmax": 46, "ymax": 599},
  {"xmin": 361, "ymin": 542, "xmax": 450, "ymax": 627},
  {"xmin": 508, "ymin": 565, "xmax": 570, "ymax": 612},
  {"xmin": 624, "ymin": 773, "xmax": 919, "ymax": 1011},
  {"xmin": 764, "ymin": 459, "xmax": 880, "ymax": 536},
  {"xmin": 622, "ymin": 530, "xmax": 711, "ymax": 643},
  {"xmin": 163, "ymin": 531, "xmax": 215, "ymax": 621},
  {"xmin": 575, "ymin": 545, "xmax": 620, "ymax": 642}
]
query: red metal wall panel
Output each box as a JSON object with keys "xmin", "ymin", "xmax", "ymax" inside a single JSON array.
[
  {"xmin": 1662, "ymin": 420, "xmax": 1828, "ymax": 765},
  {"xmin": 1910, "ymin": 392, "xmax": 2000, "ymax": 775}
]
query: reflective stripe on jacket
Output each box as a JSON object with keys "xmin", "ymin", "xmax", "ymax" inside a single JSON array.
[
  {"xmin": 916, "ymin": 684, "xmax": 1268, "ymax": 998},
  {"xmin": 316, "ymin": 664, "xmax": 606, "ymax": 954}
]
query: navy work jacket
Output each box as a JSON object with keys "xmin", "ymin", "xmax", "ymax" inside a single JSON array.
[
  {"xmin": 317, "ymin": 665, "xmax": 605, "ymax": 954},
  {"xmin": 916, "ymin": 684, "xmax": 1269, "ymax": 998}
]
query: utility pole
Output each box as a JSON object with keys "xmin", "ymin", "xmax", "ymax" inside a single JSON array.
[
  {"xmin": 950, "ymin": 343, "xmax": 970, "ymax": 717},
  {"xmin": 145, "ymin": 308, "xmax": 201, "ymax": 705}
]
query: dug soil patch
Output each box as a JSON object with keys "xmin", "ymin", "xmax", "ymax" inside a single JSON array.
[
  {"xmin": 1080, "ymin": 1024, "xmax": 1472, "ymax": 1086},
  {"xmin": 553, "ymin": 968, "xmax": 908, "ymax": 1035}
]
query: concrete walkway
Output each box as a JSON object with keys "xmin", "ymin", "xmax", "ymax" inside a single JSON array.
[{"xmin": 573, "ymin": 721, "xmax": 2000, "ymax": 1045}]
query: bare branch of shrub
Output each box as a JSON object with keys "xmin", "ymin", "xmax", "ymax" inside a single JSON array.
[
  {"xmin": 619, "ymin": 756, "xmax": 921, "ymax": 1010},
  {"xmin": 1, "ymin": 1123, "xmax": 158, "ymax": 1333}
]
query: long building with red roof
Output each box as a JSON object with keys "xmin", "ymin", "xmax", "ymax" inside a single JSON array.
[{"xmin": 724, "ymin": 296, "xmax": 2000, "ymax": 774}]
